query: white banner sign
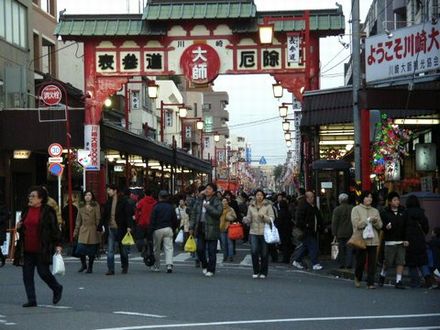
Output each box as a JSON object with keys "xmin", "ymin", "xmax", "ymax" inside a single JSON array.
[
  {"xmin": 287, "ymin": 35, "xmax": 301, "ymax": 64},
  {"xmin": 84, "ymin": 125, "xmax": 100, "ymax": 171},
  {"xmin": 365, "ymin": 22, "xmax": 440, "ymax": 83}
]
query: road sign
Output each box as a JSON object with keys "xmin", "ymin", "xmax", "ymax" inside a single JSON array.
[
  {"xmin": 48, "ymin": 143, "xmax": 63, "ymax": 157},
  {"xmin": 77, "ymin": 149, "xmax": 91, "ymax": 167},
  {"xmin": 48, "ymin": 163, "xmax": 64, "ymax": 177},
  {"xmin": 41, "ymin": 84, "xmax": 62, "ymax": 106},
  {"xmin": 49, "ymin": 157, "xmax": 63, "ymax": 163},
  {"xmin": 259, "ymin": 156, "xmax": 267, "ymax": 165}
]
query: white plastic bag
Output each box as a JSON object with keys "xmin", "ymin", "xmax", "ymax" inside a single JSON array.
[
  {"xmin": 264, "ymin": 220, "xmax": 280, "ymax": 244},
  {"xmin": 52, "ymin": 252, "xmax": 65, "ymax": 276},
  {"xmin": 331, "ymin": 238, "xmax": 339, "ymax": 260},
  {"xmin": 175, "ymin": 229, "xmax": 184, "ymax": 243},
  {"xmin": 362, "ymin": 222, "xmax": 375, "ymax": 240}
]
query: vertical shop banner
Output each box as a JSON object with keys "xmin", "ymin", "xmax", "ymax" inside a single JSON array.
[
  {"xmin": 84, "ymin": 125, "xmax": 100, "ymax": 171},
  {"xmin": 365, "ymin": 21, "xmax": 440, "ymax": 83}
]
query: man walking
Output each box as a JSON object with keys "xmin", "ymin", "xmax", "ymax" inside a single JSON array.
[
  {"xmin": 331, "ymin": 193, "xmax": 354, "ymax": 269},
  {"xmin": 379, "ymin": 192, "xmax": 408, "ymax": 289},
  {"xmin": 292, "ymin": 191, "xmax": 323, "ymax": 270},
  {"xmin": 101, "ymin": 185, "xmax": 133, "ymax": 275},
  {"xmin": 150, "ymin": 190, "xmax": 178, "ymax": 273},
  {"xmin": 189, "ymin": 183, "xmax": 223, "ymax": 277}
]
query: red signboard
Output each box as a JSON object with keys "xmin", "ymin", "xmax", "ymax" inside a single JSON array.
[
  {"xmin": 41, "ymin": 84, "xmax": 62, "ymax": 106},
  {"xmin": 180, "ymin": 44, "xmax": 220, "ymax": 84}
]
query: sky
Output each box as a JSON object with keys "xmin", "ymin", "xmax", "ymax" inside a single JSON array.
[{"xmin": 57, "ymin": 0, "xmax": 373, "ymax": 165}]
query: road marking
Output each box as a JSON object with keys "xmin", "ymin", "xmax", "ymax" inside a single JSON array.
[
  {"xmin": 113, "ymin": 311, "xmax": 166, "ymax": 319},
  {"xmin": 95, "ymin": 313, "xmax": 440, "ymax": 330},
  {"xmin": 239, "ymin": 254, "xmax": 252, "ymax": 266},
  {"xmin": 38, "ymin": 305, "xmax": 72, "ymax": 309},
  {"xmin": 0, "ymin": 320, "xmax": 6, "ymax": 323},
  {"xmin": 173, "ymin": 253, "xmax": 191, "ymax": 262},
  {"xmin": 5, "ymin": 323, "xmax": 16, "ymax": 326},
  {"xmin": 361, "ymin": 327, "xmax": 440, "ymax": 330}
]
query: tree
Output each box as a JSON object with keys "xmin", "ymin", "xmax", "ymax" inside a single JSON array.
[{"xmin": 273, "ymin": 165, "xmax": 283, "ymax": 182}]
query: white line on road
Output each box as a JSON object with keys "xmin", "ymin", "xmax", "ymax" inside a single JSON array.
[
  {"xmin": 361, "ymin": 327, "xmax": 440, "ymax": 330},
  {"xmin": 5, "ymin": 323, "xmax": 16, "ymax": 326},
  {"xmin": 95, "ymin": 313, "xmax": 440, "ymax": 330},
  {"xmin": 172, "ymin": 253, "xmax": 191, "ymax": 262},
  {"xmin": 38, "ymin": 305, "xmax": 72, "ymax": 309},
  {"xmin": 113, "ymin": 311, "xmax": 167, "ymax": 319}
]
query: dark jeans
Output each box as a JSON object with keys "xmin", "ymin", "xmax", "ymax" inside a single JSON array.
[
  {"xmin": 355, "ymin": 246, "xmax": 377, "ymax": 286},
  {"xmin": 107, "ymin": 228, "xmax": 129, "ymax": 272},
  {"xmin": 23, "ymin": 252, "xmax": 62, "ymax": 303},
  {"xmin": 197, "ymin": 236, "xmax": 217, "ymax": 273},
  {"xmin": 250, "ymin": 234, "xmax": 268, "ymax": 276},
  {"xmin": 338, "ymin": 237, "xmax": 353, "ymax": 268},
  {"xmin": 293, "ymin": 234, "xmax": 319, "ymax": 266}
]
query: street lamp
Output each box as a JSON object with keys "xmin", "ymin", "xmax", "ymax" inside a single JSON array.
[
  {"xmin": 272, "ymin": 82, "xmax": 283, "ymax": 98},
  {"xmin": 282, "ymin": 120, "xmax": 290, "ymax": 131},
  {"xmin": 279, "ymin": 105, "xmax": 288, "ymax": 118},
  {"xmin": 214, "ymin": 134, "xmax": 220, "ymax": 142},
  {"xmin": 286, "ymin": 140, "xmax": 292, "ymax": 147},
  {"xmin": 160, "ymin": 101, "xmax": 187, "ymax": 142},
  {"xmin": 258, "ymin": 22, "xmax": 274, "ymax": 44},
  {"xmin": 178, "ymin": 106, "xmax": 187, "ymax": 118},
  {"xmin": 284, "ymin": 132, "xmax": 292, "ymax": 141},
  {"xmin": 147, "ymin": 80, "xmax": 159, "ymax": 99},
  {"xmin": 104, "ymin": 97, "xmax": 112, "ymax": 107},
  {"xmin": 196, "ymin": 120, "xmax": 204, "ymax": 130}
]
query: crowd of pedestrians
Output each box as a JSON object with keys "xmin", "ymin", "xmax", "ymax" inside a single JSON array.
[{"xmin": 1, "ymin": 183, "xmax": 439, "ymax": 308}]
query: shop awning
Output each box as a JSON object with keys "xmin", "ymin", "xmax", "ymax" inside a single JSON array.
[
  {"xmin": 301, "ymin": 86, "xmax": 440, "ymax": 127},
  {"xmin": 102, "ymin": 122, "xmax": 212, "ymax": 173}
]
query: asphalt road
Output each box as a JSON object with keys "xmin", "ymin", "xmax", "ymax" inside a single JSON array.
[{"xmin": 1, "ymin": 245, "xmax": 439, "ymax": 330}]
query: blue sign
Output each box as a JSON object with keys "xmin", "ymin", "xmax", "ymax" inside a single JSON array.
[
  {"xmin": 259, "ymin": 156, "xmax": 267, "ymax": 165},
  {"xmin": 49, "ymin": 163, "xmax": 63, "ymax": 176}
]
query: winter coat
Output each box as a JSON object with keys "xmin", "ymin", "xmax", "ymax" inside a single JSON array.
[
  {"xmin": 189, "ymin": 195, "xmax": 223, "ymax": 241},
  {"xmin": 380, "ymin": 206, "xmax": 407, "ymax": 242},
  {"xmin": 244, "ymin": 199, "xmax": 275, "ymax": 236},
  {"xmin": 276, "ymin": 206, "xmax": 293, "ymax": 244},
  {"xmin": 331, "ymin": 203, "xmax": 353, "ymax": 239},
  {"xmin": 0, "ymin": 204, "xmax": 8, "ymax": 244},
  {"xmin": 135, "ymin": 196, "xmax": 157, "ymax": 229},
  {"xmin": 74, "ymin": 202, "xmax": 101, "ymax": 245},
  {"xmin": 219, "ymin": 206, "xmax": 237, "ymax": 232},
  {"xmin": 351, "ymin": 204, "xmax": 382, "ymax": 246},
  {"xmin": 150, "ymin": 201, "xmax": 178, "ymax": 232},
  {"xmin": 295, "ymin": 201, "xmax": 323, "ymax": 236},
  {"xmin": 14, "ymin": 204, "xmax": 61, "ymax": 265},
  {"xmin": 405, "ymin": 207, "xmax": 429, "ymax": 267},
  {"xmin": 101, "ymin": 195, "xmax": 133, "ymax": 241}
]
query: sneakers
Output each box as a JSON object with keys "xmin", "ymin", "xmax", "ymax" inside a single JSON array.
[
  {"xmin": 259, "ymin": 274, "xmax": 266, "ymax": 279},
  {"xmin": 312, "ymin": 264, "xmax": 323, "ymax": 271},
  {"xmin": 292, "ymin": 261, "xmax": 304, "ymax": 269},
  {"xmin": 166, "ymin": 265, "xmax": 173, "ymax": 273},
  {"xmin": 378, "ymin": 275, "xmax": 385, "ymax": 287},
  {"xmin": 395, "ymin": 281, "xmax": 406, "ymax": 289},
  {"xmin": 202, "ymin": 268, "xmax": 208, "ymax": 275},
  {"xmin": 205, "ymin": 271, "xmax": 214, "ymax": 277},
  {"xmin": 434, "ymin": 269, "xmax": 440, "ymax": 278},
  {"xmin": 252, "ymin": 274, "xmax": 259, "ymax": 279}
]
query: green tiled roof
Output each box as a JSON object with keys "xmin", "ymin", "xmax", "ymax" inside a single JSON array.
[
  {"xmin": 142, "ymin": 2, "xmax": 257, "ymax": 20},
  {"xmin": 55, "ymin": 9, "xmax": 344, "ymax": 38}
]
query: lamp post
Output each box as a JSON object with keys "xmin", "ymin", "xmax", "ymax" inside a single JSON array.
[
  {"xmin": 272, "ymin": 82, "xmax": 283, "ymax": 98},
  {"xmin": 160, "ymin": 101, "xmax": 187, "ymax": 143}
]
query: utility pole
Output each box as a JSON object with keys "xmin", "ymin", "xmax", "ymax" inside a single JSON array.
[{"xmin": 352, "ymin": 0, "xmax": 361, "ymax": 184}]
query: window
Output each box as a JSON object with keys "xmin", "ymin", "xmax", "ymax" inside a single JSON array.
[
  {"xmin": 1, "ymin": 0, "xmax": 27, "ymax": 48},
  {"xmin": 41, "ymin": 0, "xmax": 55, "ymax": 16},
  {"xmin": 165, "ymin": 111, "xmax": 173, "ymax": 127},
  {"xmin": 185, "ymin": 126, "xmax": 192, "ymax": 139},
  {"xmin": 33, "ymin": 33, "xmax": 40, "ymax": 71},
  {"xmin": 41, "ymin": 38, "xmax": 55, "ymax": 74},
  {"xmin": 204, "ymin": 137, "xmax": 210, "ymax": 149},
  {"xmin": 424, "ymin": 131, "xmax": 432, "ymax": 143}
]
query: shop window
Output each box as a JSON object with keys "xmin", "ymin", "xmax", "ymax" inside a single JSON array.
[
  {"xmin": 424, "ymin": 131, "xmax": 432, "ymax": 143},
  {"xmin": 1, "ymin": 0, "xmax": 27, "ymax": 48},
  {"xmin": 165, "ymin": 111, "xmax": 173, "ymax": 127},
  {"xmin": 41, "ymin": 38, "xmax": 55, "ymax": 75}
]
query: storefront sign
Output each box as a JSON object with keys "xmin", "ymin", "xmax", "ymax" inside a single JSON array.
[
  {"xmin": 84, "ymin": 125, "xmax": 100, "ymax": 171},
  {"xmin": 180, "ymin": 44, "xmax": 221, "ymax": 84},
  {"xmin": 385, "ymin": 159, "xmax": 400, "ymax": 181},
  {"xmin": 416, "ymin": 143, "xmax": 437, "ymax": 171},
  {"xmin": 287, "ymin": 35, "xmax": 301, "ymax": 64},
  {"xmin": 365, "ymin": 22, "xmax": 440, "ymax": 83},
  {"xmin": 77, "ymin": 149, "xmax": 91, "ymax": 167},
  {"xmin": 41, "ymin": 84, "xmax": 62, "ymax": 106},
  {"xmin": 13, "ymin": 150, "xmax": 31, "ymax": 159}
]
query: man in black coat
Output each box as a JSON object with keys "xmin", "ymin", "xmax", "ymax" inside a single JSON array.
[
  {"xmin": 101, "ymin": 185, "xmax": 133, "ymax": 275},
  {"xmin": 291, "ymin": 191, "xmax": 323, "ymax": 270},
  {"xmin": 378, "ymin": 192, "xmax": 408, "ymax": 289}
]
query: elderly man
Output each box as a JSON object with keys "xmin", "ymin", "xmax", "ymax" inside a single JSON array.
[
  {"xmin": 331, "ymin": 193, "xmax": 354, "ymax": 269},
  {"xmin": 292, "ymin": 191, "xmax": 323, "ymax": 270}
]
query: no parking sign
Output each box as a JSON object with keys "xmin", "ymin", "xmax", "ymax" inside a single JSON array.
[{"xmin": 48, "ymin": 163, "xmax": 64, "ymax": 177}]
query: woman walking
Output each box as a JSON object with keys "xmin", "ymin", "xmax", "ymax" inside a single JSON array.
[
  {"xmin": 351, "ymin": 191, "xmax": 382, "ymax": 289},
  {"xmin": 219, "ymin": 198, "xmax": 237, "ymax": 262},
  {"xmin": 243, "ymin": 189, "xmax": 275, "ymax": 279},
  {"xmin": 176, "ymin": 198, "xmax": 190, "ymax": 248},
  {"xmin": 14, "ymin": 186, "xmax": 63, "ymax": 307},
  {"xmin": 73, "ymin": 191, "xmax": 101, "ymax": 274}
]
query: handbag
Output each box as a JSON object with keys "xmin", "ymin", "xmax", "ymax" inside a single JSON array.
[
  {"xmin": 121, "ymin": 232, "xmax": 135, "ymax": 246},
  {"xmin": 264, "ymin": 220, "xmax": 280, "ymax": 244},
  {"xmin": 228, "ymin": 223, "xmax": 244, "ymax": 240},
  {"xmin": 52, "ymin": 252, "xmax": 65, "ymax": 276},
  {"xmin": 175, "ymin": 229, "xmax": 184, "ymax": 244},
  {"xmin": 184, "ymin": 235, "xmax": 197, "ymax": 253},
  {"xmin": 331, "ymin": 238, "xmax": 339, "ymax": 260},
  {"xmin": 347, "ymin": 233, "xmax": 366, "ymax": 250}
]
